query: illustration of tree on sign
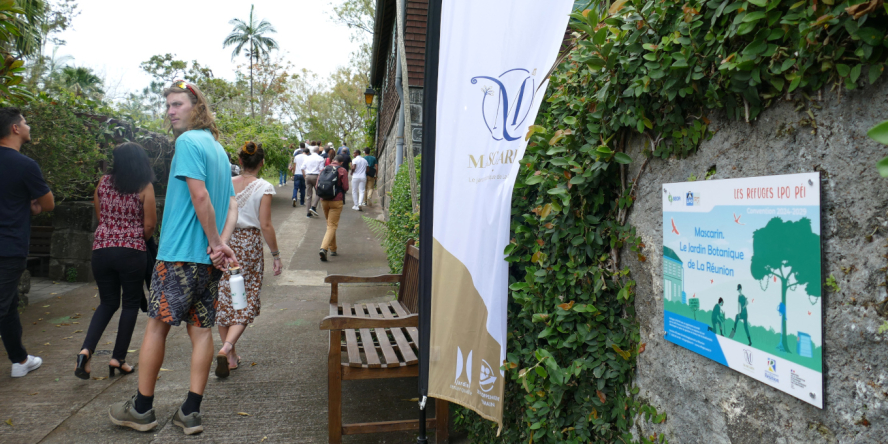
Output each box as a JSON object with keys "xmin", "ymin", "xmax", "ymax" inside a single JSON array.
[{"xmin": 750, "ymin": 217, "xmax": 820, "ymax": 354}]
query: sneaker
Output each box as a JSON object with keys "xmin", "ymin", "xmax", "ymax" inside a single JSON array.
[
  {"xmin": 292, "ymin": 199, "xmax": 297, "ymax": 207},
  {"xmin": 109, "ymin": 395, "xmax": 157, "ymax": 432},
  {"xmin": 309, "ymin": 207, "xmax": 319, "ymax": 217},
  {"xmin": 330, "ymin": 251, "xmax": 338, "ymax": 257},
  {"xmin": 172, "ymin": 407, "xmax": 204, "ymax": 435},
  {"xmin": 11, "ymin": 355, "xmax": 41, "ymax": 377},
  {"xmin": 307, "ymin": 212, "xmax": 312, "ymax": 218},
  {"xmin": 319, "ymin": 249, "xmax": 327, "ymax": 262},
  {"xmin": 352, "ymin": 205, "xmax": 358, "ymax": 210}
]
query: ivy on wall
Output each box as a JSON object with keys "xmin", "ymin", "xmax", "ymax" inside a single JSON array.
[{"xmin": 454, "ymin": 0, "xmax": 887, "ymax": 443}]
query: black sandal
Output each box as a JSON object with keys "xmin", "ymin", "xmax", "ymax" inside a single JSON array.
[
  {"xmin": 74, "ymin": 350, "xmax": 92, "ymax": 380},
  {"xmin": 109, "ymin": 360, "xmax": 134, "ymax": 377}
]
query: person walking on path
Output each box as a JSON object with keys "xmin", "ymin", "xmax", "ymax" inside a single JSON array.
[
  {"xmin": 319, "ymin": 155, "xmax": 349, "ymax": 262},
  {"xmin": 324, "ymin": 147, "xmax": 336, "ymax": 167},
  {"xmin": 362, "ymin": 148, "xmax": 377, "ymax": 206},
  {"xmin": 277, "ymin": 146, "xmax": 289, "ymax": 187},
  {"xmin": 303, "ymin": 146, "xmax": 324, "ymax": 218},
  {"xmin": 75, "ymin": 143, "xmax": 157, "ymax": 380},
  {"xmin": 0, "ymin": 107, "xmax": 53, "ymax": 378},
  {"xmin": 108, "ymin": 80, "xmax": 239, "ymax": 436},
  {"xmin": 290, "ymin": 142, "xmax": 307, "ymax": 207},
  {"xmin": 350, "ymin": 150, "xmax": 368, "ymax": 211},
  {"xmin": 214, "ymin": 141, "xmax": 282, "ymax": 378},
  {"xmin": 337, "ymin": 141, "xmax": 350, "ymax": 157}
]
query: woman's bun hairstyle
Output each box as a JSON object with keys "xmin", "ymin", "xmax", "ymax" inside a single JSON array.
[{"xmin": 239, "ymin": 141, "xmax": 265, "ymax": 170}]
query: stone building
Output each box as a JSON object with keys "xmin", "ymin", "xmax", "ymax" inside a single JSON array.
[{"xmin": 368, "ymin": 0, "xmax": 428, "ymax": 211}]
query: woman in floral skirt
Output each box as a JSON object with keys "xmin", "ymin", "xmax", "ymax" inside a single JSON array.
[{"xmin": 215, "ymin": 141, "xmax": 282, "ymax": 377}]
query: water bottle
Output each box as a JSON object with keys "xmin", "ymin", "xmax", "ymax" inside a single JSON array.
[{"xmin": 229, "ymin": 267, "xmax": 248, "ymax": 310}]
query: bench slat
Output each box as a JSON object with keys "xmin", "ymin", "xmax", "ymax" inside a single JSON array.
[
  {"xmin": 341, "ymin": 303, "xmax": 362, "ymax": 368},
  {"xmin": 366, "ymin": 303, "xmax": 402, "ymax": 367},
  {"xmin": 379, "ymin": 303, "xmax": 418, "ymax": 365},
  {"xmin": 389, "ymin": 301, "xmax": 419, "ymax": 346},
  {"xmin": 353, "ymin": 304, "xmax": 381, "ymax": 368}
]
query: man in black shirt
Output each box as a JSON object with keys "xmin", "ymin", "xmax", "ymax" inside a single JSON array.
[{"xmin": 0, "ymin": 107, "xmax": 54, "ymax": 377}]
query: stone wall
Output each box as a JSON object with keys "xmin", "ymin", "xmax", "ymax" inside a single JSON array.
[
  {"xmin": 624, "ymin": 82, "xmax": 888, "ymax": 443},
  {"xmin": 49, "ymin": 202, "xmax": 97, "ymax": 283},
  {"xmin": 375, "ymin": 87, "xmax": 423, "ymax": 212}
]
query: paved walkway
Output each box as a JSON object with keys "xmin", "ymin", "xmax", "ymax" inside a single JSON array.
[
  {"xmin": 25, "ymin": 278, "xmax": 88, "ymax": 307},
  {"xmin": 0, "ymin": 181, "xmax": 452, "ymax": 443}
]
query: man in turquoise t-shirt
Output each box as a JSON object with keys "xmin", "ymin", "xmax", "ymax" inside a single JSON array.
[{"xmin": 110, "ymin": 80, "xmax": 238, "ymax": 436}]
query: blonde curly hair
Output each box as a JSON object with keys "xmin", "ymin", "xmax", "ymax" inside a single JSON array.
[{"xmin": 163, "ymin": 81, "xmax": 220, "ymax": 141}]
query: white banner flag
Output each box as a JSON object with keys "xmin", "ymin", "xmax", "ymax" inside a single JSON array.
[{"xmin": 428, "ymin": 0, "xmax": 574, "ymax": 429}]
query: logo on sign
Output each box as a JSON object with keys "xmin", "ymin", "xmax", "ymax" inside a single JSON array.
[
  {"xmin": 742, "ymin": 349, "xmax": 755, "ymax": 372},
  {"xmin": 765, "ymin": 357, "xmax": 779, "ymax": 383},
  {"xmin": 472, "ymin": 69, "xmax": 536, "ymax": 141},
  {"xmin": 479, "ymin": 359, "xmax": 497, "ymax": 393},
  {"xmin": 455, "ymin": 347, "xmax": 473, "ymax": 386},
  {"xmin": 686, "ymin": 192, "xmax": 694, "ymax": 206}
]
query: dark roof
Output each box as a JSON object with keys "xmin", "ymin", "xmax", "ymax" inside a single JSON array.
[
  {"xmin": 663, "ymin": 246, "xmax": 683, "ymax": 263},
  {"xmin": 369, "ymin": 0, "xmax": 428, "ymax": 89},
  {"xmin": 369, "ymin": 0, "xmax": 395, "ymax": 88}
]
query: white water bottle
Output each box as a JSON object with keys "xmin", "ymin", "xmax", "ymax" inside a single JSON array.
[{"xmin": 229, "ymin": 267, "xmax": 248, "ymax": 310}]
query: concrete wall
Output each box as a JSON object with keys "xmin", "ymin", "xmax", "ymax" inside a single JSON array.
[{"xmin": 624, "ymin": 81, "xmax": 888, "ymax": 443}]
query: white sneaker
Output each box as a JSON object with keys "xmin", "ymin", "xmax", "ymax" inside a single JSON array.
[
  {"xmin": 352, "ymin": 206, "xmax": 359, "ymax": 210},
  {"xmin": 11, "ymin": 355, "xmax": 42, "ymax": 377}
]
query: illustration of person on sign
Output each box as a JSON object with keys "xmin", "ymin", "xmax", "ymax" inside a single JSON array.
[
  {"xmin": 729, "ymin": 284, "xmax": 752, "ymax": 345},
  {"xmin": 708, "ymin": 297, "xmax": 726, "ymax": 335}
]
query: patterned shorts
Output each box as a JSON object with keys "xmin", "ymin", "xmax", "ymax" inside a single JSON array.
[{"xmin": 148, "ymin": 261, "xmax": 222, "ymax": 327}]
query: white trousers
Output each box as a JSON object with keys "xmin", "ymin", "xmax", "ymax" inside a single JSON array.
[{"xmin": 351, "ymin": 176, "xmax": 366, "ymax": 207}]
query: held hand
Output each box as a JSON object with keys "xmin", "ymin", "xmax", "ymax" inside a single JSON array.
[
  {"xmin": 30, "ymin": 199, "xmax": 42, "ymax": 215},
  {"xmin": 208, "ymin": 244, "xmax": 239, "ymax": 270},
  {"xmin": 273, "ymin": 257, "xmax": 282, "ymax": 276}
]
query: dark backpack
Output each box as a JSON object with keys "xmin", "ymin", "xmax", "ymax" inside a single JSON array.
[
  {"xmin": 367, "ymin": 165, "xmax": 377, "ymax": 178},
  {"xmin": 316, "ymin": 165, "xmax": 341, "ymax": 199}
]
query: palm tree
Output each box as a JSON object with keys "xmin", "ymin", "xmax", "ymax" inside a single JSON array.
[
  {"xmin": 56, "ymin": 66, "xmax": 104, "ymax": 100},
  {"xmin": 223, "ymin": 4, "xmax": 279, "ymax": 118}
]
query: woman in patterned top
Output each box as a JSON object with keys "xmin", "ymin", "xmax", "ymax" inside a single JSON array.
[
  {"xmin": 75, "ymin": 143, "xmax": 157, "ymax": 379},
  {"xmin": 214, "ymin": 141, "xmax": 282, "ymax": 377}
]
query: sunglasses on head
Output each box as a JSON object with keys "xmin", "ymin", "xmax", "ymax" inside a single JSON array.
[{"xmin": 172, "ymin": 80, "xmax": 197, "ymax": 97}]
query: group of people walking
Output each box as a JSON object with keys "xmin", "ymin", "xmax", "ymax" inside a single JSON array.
[
  {"xmin": 0, "ymin": 80, "xmax": 303, "ymax": 436},
  {"xmin": 287, "ymin": 140, "xmax": 377, "ymax": 262}
]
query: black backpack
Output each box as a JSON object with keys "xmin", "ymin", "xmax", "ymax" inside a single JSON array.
[{"xmin": 316, "ymin": 165, "xmax": 341, "ymax": 199}]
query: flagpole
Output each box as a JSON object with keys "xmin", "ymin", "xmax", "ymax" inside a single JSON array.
[{"xmin": 417, "ymin": 0, "xmax": 442, "ymax": 442}]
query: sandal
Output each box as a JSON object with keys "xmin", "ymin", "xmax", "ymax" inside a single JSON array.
[
  {"xmin": 74, "ymin": 350, "xmax": 92, "ymax": 380},
  {"xmin": 215, "ymin": 353, "xmax": 230, "ymax": 378}
]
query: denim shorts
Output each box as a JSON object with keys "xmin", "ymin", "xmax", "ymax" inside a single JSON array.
[{"xmin": 148, "ymin": 261, "xmax": 222, "ymax": 327}]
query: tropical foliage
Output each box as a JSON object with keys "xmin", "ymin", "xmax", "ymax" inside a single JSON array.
[{"xmin": 455, "ymin": 0, "xmax": 888, "ymax": 442}]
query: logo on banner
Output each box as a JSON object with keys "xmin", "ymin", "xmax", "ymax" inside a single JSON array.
[
  {"xmin": 765, "ymin": 357, "xmax": 779, "ymax": 383},
  {"xmin": 471, "ymin": 68, "xmax": 536, "ymax": 142},
  {"xmin": 742, "ymin": 349, "xmax": 755, "ymax": 372},
  {"xmin": 664, "ymin": 189, "xmax": 681, "ymax": 205},
  {"xmin": 455, "ymin": 347, "xmax": 473, "ymax": 385},
  {"xmin": 479, "ymin": 359, "xmax": 497, "ymax": 393}
]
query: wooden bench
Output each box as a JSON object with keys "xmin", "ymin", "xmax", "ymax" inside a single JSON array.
[
  {"xmin": 27, "ymin": 226, "xmax": 53, "ymax": 276},
  {"xmin": 320, "ymin": 239, "xmax": 449, "ymax": 443}
]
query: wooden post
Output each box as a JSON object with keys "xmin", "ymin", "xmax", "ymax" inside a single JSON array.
[
  {"xmin": 328, "ymin": 330, "xmax": 343, "ymax": 443},
  {"xmin": 435, "ymin": 399, "xmax": 450, "ymax": 442}
]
